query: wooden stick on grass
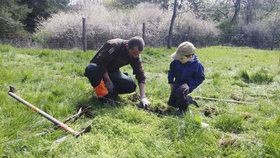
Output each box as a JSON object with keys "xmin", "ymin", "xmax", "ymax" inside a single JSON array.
[{"xmin": 194, "ymin": 96, "xmax": 253, "ymax": 104}]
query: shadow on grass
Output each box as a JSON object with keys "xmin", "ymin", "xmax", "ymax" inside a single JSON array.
[
  {"xmin": 73, "ymin": 95, "xmax": 134, "ymax": 119},
  {"xmin": 74, "ymin": 94, "xmax": 181, "ymax": 119}
]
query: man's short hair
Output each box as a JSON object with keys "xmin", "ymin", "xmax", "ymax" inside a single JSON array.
[{"xmin": 128, "ymin": 36, "xmax": 145, "ymax": 51}]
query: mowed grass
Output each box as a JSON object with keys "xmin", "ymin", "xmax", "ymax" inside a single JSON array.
[{"xmin": 0, "ymin": 44, "xmax": 279, "ymax": 157}]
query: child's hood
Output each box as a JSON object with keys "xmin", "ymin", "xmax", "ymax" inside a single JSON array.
[{"xmin": 187, "ymin": 54, "xmax": 199, "ymax": 64}]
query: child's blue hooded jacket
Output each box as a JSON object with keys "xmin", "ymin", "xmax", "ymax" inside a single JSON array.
[{"xmin": 168, "ymin": 55, "xmax": 205, "ymax": 93}]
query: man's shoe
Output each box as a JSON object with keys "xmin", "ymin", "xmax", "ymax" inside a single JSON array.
[{"xmin": 98, "ymin": 92, "xmax": 120, "ymax": 105}]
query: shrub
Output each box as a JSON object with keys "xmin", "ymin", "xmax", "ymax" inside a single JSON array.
[
  {"xmin": 36, "ymin": 2, "xmax": 220, "ymax": 49},
  {"xmin": 242, "ymin": 13, "xmax": 280, "ymax": 49},
  {"xmin": 174, "ymin": 12, "xmax": 220, "ymax": 46},
  {"xmin": 218, "ymin": 20, "xmax": 239, "ymax": 45}
]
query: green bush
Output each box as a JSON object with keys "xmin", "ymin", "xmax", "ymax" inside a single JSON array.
[{"xmin": 32, "ymin": 31, "xmax": 52, "ymax": 47}]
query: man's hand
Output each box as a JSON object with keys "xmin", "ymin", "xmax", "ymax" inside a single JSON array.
[
  {"xmin": 103, "ymin": 71, "xmax": 114, "ymax": 93},
  {"xmin": 105, "ymin": 81, "xmax": 114, "ymax": 93},
  {"xmin": 139, "ymin": 97, "xmax": 150, "ymax": 109},
  {"xmin": 170, "ymin": 83, "xmax": 174, "ymax": 91}
]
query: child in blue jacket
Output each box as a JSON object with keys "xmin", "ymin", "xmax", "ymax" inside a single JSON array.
[{"xmin": 168, "ymin": 41, "xmax": 205, "ymax": 116}]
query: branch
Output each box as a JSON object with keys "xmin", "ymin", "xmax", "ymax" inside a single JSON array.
[{"xmin": 194, "ymin": 96, "xmax": 253, "ymax": 104}]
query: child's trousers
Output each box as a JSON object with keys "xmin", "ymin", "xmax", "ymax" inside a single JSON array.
[{"xmin": 168, "ymin": 83, "xmax": 191, "ymax": 111}]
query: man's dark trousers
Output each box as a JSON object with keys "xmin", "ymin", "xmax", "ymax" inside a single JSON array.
[{"xmin": 84, "ymin": 63, "xmax": 136, "ymax": 94}]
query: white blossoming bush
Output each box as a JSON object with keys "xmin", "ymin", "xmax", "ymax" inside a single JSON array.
[
  {"xmin": 242, "ymin": 13, "xmax": 280, "ymax": 49},
  {"xmin": 36, "ymin": 2, "xmax": 220, "ymax": 49}
]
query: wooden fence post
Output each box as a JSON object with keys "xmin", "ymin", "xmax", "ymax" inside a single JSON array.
[
  {"xmin": 142, "ymin": 23, "xmax": 146, "ymax": 43},
  {"xmin": 82, "ymin": 18, "xmax": 87, "ymax": 52}
]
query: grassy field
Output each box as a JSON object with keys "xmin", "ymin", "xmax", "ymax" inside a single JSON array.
[{"xmin": 0, "ymin": 44, "xmax": 279, "ymax": 157}]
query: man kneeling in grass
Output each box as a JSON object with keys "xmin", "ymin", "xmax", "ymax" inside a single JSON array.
[
  {"xmin": 84, "ymin": 36, "xmax": 150, "ymax": 108},
  {"xmin": 168, "ymin": 41, "xmax": 205, "ymax": 116}
]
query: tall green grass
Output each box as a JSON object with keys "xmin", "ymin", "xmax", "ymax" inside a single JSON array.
[{"xmin": 240, "ymin": 69, "xmax": 273, "ymax": 84}]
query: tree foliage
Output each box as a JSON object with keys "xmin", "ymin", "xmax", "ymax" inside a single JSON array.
[
  {"xmin": 0, "ymin": 0, "xmax": 69, "ymax": 36},
  {"xmin": 19, "ymin": 0, "xmax": 70, "ymax": 32},
  {"xmin": 106, "ymin": 0, "xmax": 170, "ymax": 9},
  {"xmin": 0, "ymin": 0, "xmax": 30, "ymax": 38}
]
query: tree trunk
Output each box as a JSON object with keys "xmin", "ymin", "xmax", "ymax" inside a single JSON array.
[
  {"xmin": 231, "ymin": 0, "xmax": 241, "ymax": 24},
  {"xmin": 244, "ymin": 0, "xmax": 254, "ymax": 24},
  {"xmin": 167, "ymin": 0, "xmax": 178, "ymax": 49}
]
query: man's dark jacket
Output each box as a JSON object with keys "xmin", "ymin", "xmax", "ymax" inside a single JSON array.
[{"xmin": 90, "ymin": 38, "xmax": 146, "ymax": 84}]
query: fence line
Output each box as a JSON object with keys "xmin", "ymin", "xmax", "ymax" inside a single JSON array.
[{"xmin": 1, "ymin": 18, "xmax": 280, "ymax": 50}]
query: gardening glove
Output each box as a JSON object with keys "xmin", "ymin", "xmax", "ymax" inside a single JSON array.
[
  {"xmin": 139, "ymin": 97, "xmax": 150, "ymax": 109},
  {"xmin": 105, "ymin": 81, "xmax": 115, "ymax": 93}
]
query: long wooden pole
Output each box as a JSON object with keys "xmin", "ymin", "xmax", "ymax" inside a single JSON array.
[
  {"xmin": 194, "ymin": 96, "xmax": 252, "ymax": 104},
  {"xmin": 8, "ymin": 88, "xmax": 79, "ymax": 136}
]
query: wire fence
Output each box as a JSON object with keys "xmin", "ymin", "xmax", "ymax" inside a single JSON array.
[{"xmin": 1, "ymin": 19, "xmax": 280, "ymax": 51}]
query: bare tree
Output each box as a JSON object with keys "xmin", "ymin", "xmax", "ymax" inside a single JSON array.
[
  {"xmin": 167, "ymin": 0, "xmax": 178, "ymax": 49},
  {"xmin": 231, "ymin": 0, "xmax": 241, "ymax": 23},
  {"xmin": 243, "ymin": 0, "xmax": 257, "ymax": 24}
]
